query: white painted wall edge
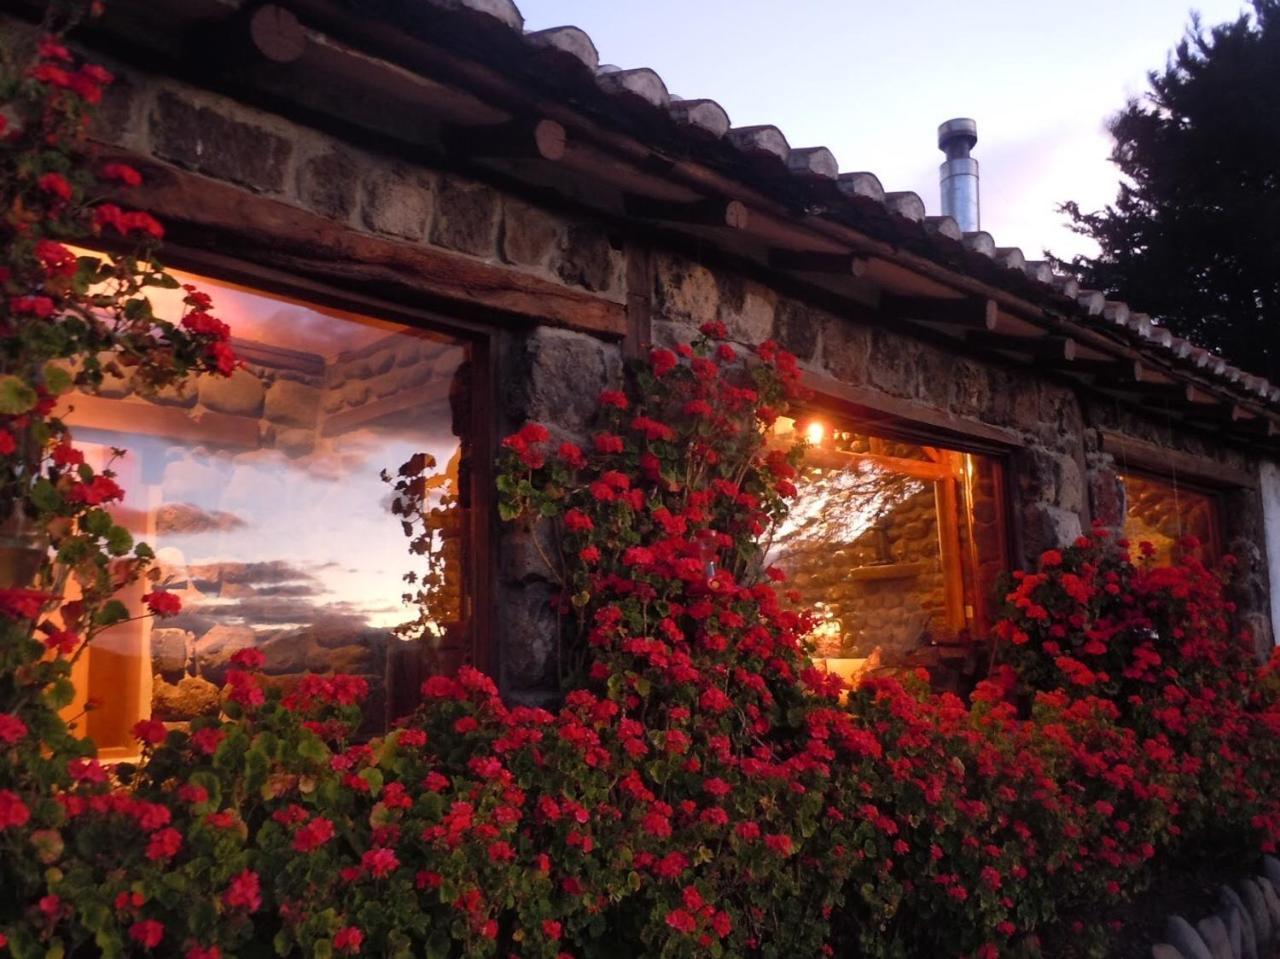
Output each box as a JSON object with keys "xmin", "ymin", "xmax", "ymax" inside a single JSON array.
[{"xmin": 1260, "ymin": 461, "xmax": 1280, "ymax": 646}]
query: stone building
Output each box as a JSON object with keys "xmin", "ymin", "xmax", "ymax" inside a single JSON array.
[{"xmin": 9, "ymin": 0, "xmax": 1280, "ymax": 744}]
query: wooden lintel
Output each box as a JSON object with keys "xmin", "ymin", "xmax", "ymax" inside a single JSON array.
[
  {"xmin": 441, "ymin": 118, "xmax": 567, "ymax": 162},
  {"xmin": 767, "ymin": 248, "xmax": 865, "ymax": 277},
  {"xmin": 1100, "ymin": 429, "xmax": 1260, "ymax": 488},
  {"xmin": 879, "ymin": 293, "xmax": 997, "ymax": 331},
  {"xmin": 966, "ymin": 331, "xmax": 1076, "ymax": 362},
  {"xmin": 96, "ymin": 150, "xmax": 626, "ymax": 337},
  {"xmin": 623, "ymin": 194, "xmax": 749, "ymax": 230},
  {"xmin": 58, "ymin": 393, "xmax": 261, "ymax": 449}
]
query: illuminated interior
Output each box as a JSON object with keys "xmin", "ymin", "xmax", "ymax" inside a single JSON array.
[
  {"xmin": 59, "ymin": 261, "xmax": 472, "ymax": 756},
  {"xmin": 1120, "ymin": 472, "xmax": 1219, "ymax": 565},
  {"xmin": 767, "ymin": 416, "xmax": 1007, "ymax": 675}
]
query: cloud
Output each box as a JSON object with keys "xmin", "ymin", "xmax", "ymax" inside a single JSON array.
[
  {"xmin": 155, "ymin": 502, "xmax": 248, "ymax": 535},
  {"xmin": 184, "ymin": 559, "xmax": 319, "ymax": 590}
]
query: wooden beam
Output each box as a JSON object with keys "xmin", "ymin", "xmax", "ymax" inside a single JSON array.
[
  {"xmin": 966, "ymin": 331, "xmax": 1076, "ymax": 362},
  {"xmin": 800, "ymin": 371, "xmax": 1024, "ymax": 451},
  {"xmin": 440, "ymin": 118, "xmax": 567, "ymax": 162},
  {"xmin": 96, "ymin": 150, "xmax": 626, "ymax": 337},
  {"xmin": 321, "ymin": 378, "xmax": 452, "ymax": 436},
  {"xmin": 249, "ymin": 4, "xmax": 307, "ymax": 63},
  {"xmin": 623, "ymin": 194, "xmax": 749, "ymax": 230},
  {"xmin": 767, "ymin": 249, "xmax": 865, "ymax": 277},
  {"xmin": 623, "ymin": 241, "xmax": 652, "ymax": 363},
  {"xmin": 1100, "ymin": 429, "xmax": 1259, "ymax": 488},
  {"xmin": 880, "ymin": 294, "xmax": 998, "ymax": 331},
  {"xmin": 57, "ymin": 393, "xmax": 261, "ymax": 449}
]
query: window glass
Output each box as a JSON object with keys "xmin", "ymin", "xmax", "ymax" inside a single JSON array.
[
  {"xmin": 767, "ymin": 416, "xmax": 1007, "ymax": 680},
  {"xmin": 60, "ymin": 268, "xmax": 473, "ymax": 756},
  {"xmin": 1120, "ymin": 472, "xmax": 1219, "ymax": 564}
]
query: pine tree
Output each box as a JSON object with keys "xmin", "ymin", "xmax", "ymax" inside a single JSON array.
[{"xmin": 1054, "ymin": 1, "xmax": 1280, "ymax": 379}]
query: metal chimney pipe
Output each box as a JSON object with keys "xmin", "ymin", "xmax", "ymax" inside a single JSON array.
[{"xmin": 938, "ymin": 118, "xmax": 979, "ymax": 233}]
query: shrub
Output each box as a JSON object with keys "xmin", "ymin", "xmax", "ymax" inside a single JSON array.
[{"xmin": 4, "ymin": 10, "xmax": 1280, "ymax": 959}]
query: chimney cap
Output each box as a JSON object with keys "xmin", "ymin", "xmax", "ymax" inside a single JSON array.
[{"xmin": 937, "ymin": 117, "xmax": 978, "ymax": 153}]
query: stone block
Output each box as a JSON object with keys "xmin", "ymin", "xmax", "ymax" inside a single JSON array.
[
  {"xmin": 1237, "ymin": 881, "xmax": 1271, "ymax": 946},
  {"xmin": 429, "ymin": 176, "xmax": 500, "ymax": 256},
  {"xmin": 513, "ymin": 328, "xmax": 622, "ymax": 436},
  {"xmin": 1265, "ymin": 856, "xmax": 1280, "ymax": 890},
  {"xmin": 500, "ymin": 198, "xmax": 562, "ymax": 268},
  {"xmin": 773, "ymin": 299, "xmax": 820, "ymax": 362},
  {"xmin": 915, "ymin": 343, "xmax": 952, "ymax": 409},
  {"xmin": 92, "ymin": 67, "xmax": 140, "ymax": 146},
  {"xmin": 1196, "ymin": 915, "xmax": 1232, "ymax": 959},
  {"xmin": 1257, "ymin": 877, "xmax": 1280, "ymax": 931},
  {"xmin": 151, "ymin": 628, "xmax": 193, "ymax": 679},
  {"xmin": 1165, "ymin": 917, "xmax": 1212, "ymax": 959},
  {"xmin": 298, "ymin": 147, "xmax": 359, "ymax": 221},
  {"xmin": 867, "ymin": 329, "xmax": 917, "ymax": 397},
  {"xmin": 361, "ymin": 166, "xmax": 433, "ymax": 240},
  {"xmin": 1056, "ymin": 453, "xmax": 1084, "ymax": 514},
  {"xmin": 275, "ymin": 428, "xmax": 316, "ymax": 457},
  {"xmin": 554, "ymin": 222, "xmax": 620, "ymax": 294},
  {"xmin": 1224, "ymin": 906, "xmax": 1247, "ymax": 959},
  {"xmin": 198, "ymin": 368, "xmax": 265, "ymax": 417},
  {"xmin": 259, "ymin": 634, "xmax": 308, "ymax": 675},
  {"xmin": 501, "ymin": 522, "xmax": 559, "ymax": 584},
  {"xmin": 714, "ymin": 283, "xmax": 772, "ymax": 344},
  {"xmin": 150, "ymin": 381, "xmax": 198, "ymax": 409},
  {"xmin": 264, "ymin": 379, "xmax": 321, "ymax": 427},
  {"xmin": 1087, "ymin": 456, "xmax": 1125, "ymax": 530},
  {"xmin": 151, "ymin": 674, "xmax": 220, "ymax": 721},
  {"xmin": 498, "ymin": 582, "xmax": 558, "ymax": 695},
  {"xmin": 1021, "ymin": 503, "xmax": 1083, "ymax": 560},
  {"xmin": 821, "ymin": 315, "xmax": 871, "ymax": 385},
  {"xmin": 1221, "ymin": 889, "xmax": 1258, "ymax": 959},
  {"xmin": 150, "ymin": 91, "xmax": 291, "ymax": 193},
  {"xmin": 948, "ymin": 359, "xmax": 991, "ymax": 419},
  {"xmin": 652, "ymin": 254, "xmax": 719, "ymax": 326}
]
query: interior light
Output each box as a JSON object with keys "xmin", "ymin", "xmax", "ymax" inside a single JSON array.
[{"xmin": 805, "ymin": 420, "xmax": 826, "ymax": 446}]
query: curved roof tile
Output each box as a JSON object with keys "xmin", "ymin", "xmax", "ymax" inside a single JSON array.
[
  {"xmin": 727, "ymin": 125, "xmax": 791, "ymax": 161},
  {"xmin": 430, "ymin": 0, "xmax": 1277, "ymax": 414},
  {"xmin": 525, "ymin": 26, "xmax": 599, "ymax": 71}
]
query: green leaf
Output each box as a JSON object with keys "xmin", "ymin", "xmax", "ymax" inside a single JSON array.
[
  {"xmin": 94, "ymin": 600, "xmax": 129, "ymax": 628},
  {"xmin": 42, "ymin": 363, "xmax": 73, "ymax": 396},
  {"xmin": 104, "ymin": 524, "xmax": 133, "ymax": 556},
  {"xmin": 0, "ymin": 374, "xmax": 38, "ymax": 415}
]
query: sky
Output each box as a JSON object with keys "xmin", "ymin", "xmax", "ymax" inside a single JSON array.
[{"xmin": 516, "ymin": 0, "xmax": 1251, "ymax": 262}]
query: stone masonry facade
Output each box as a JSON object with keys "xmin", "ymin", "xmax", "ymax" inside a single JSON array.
[{"xmin": 30, "ymin": 20, "xmax": 1273, "ymax": 704}]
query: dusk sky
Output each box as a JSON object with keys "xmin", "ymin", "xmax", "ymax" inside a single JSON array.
[{"xmin": 517, "ymin": 0, "xmax": 1250, "ymax": 262}]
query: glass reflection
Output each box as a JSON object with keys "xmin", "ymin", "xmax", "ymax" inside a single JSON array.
[
  {"xmin": 59, "ymin": 267, "xmax": 470, "ymax": 754},
  {"xmin": 767, "ymin": 417, "xmax": 1005, "ymax": 669}
]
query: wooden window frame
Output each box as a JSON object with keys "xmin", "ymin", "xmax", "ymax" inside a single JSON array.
[
  {"xmin": 1101, "ymin": 430, "xmax": 1238, "ymax": 563},
  {"xmin": 93, "ymin": 243, "xmax": 500, "ymax": 688},
  {"xmin": 790, "ymin": 385, "xmax": 1018, "ymax": 647},
  {"xmin": 1116, "ymin": 468, "xmax": 1227, "ymax": 562}
]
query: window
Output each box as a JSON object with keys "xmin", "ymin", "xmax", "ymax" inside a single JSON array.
[
  {"xmin": 767, "ymin": 415, "xmax": 1008, "ymax": 681},
  {"xmin": 59, "ymin": 266, "xmax": 481, "ymax": 757},
  {"xmin": 1119, "ymin": 471, "xmax": 1221, "ymax": 564}
]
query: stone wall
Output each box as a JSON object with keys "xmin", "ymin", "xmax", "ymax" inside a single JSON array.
[{"xmin": 47, "ymin": 20, "xmax": 1275, "ymax": 701}]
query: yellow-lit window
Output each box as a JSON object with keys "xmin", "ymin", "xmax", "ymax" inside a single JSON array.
[
  {"xmin": 1119, "ymin": 472, "xmax": 1221, "ymax": 565},
  {"xmin": 59, "ymin": 264, "xmax": 476, "ymax": 757},
  {"xmin": 768, "ymin": 415, "xmax": 1007, "ymax": 682}
]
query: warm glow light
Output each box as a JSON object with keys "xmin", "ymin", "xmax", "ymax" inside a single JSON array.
[{"xmin": 805, "ymin": 420, "xmax": 826, "ymax": 446}]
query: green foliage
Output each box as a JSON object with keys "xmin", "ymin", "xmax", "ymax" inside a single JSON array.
[{"xmin": 1055, "ymin": 0, "xmax": 1280, "ymax": 378}]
